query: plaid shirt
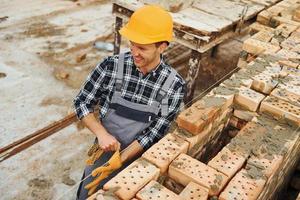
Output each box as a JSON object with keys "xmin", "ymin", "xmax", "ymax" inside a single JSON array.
[{"xmin": 74, "ymin": 52, "xmax": 185, "ymax": 149}]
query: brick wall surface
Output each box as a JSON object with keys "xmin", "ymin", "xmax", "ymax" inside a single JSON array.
[{"xmin": 88, "ymin": 0, "xmax": 300, "ymax": 199}]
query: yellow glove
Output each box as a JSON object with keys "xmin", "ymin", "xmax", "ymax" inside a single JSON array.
[
  {"xmin": 86, "ymin": 143, "xmax": 103, "ymax": 166},
  {"xmin": 86, "ymin": 170, "xmax": 111, "ymax": 196},
  {"xmin": 85, "ymin": 150, "xmax": 122, "ymax": 196}
]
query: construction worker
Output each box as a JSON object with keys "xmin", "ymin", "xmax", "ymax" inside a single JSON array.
[{"xmin": 74, "ymin": 4, "xmax": 185, "ymax": 199}]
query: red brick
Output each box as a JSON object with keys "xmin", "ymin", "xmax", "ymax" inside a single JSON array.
[
  {"xmin": 277, "ymin": 83, "xmax": 300, "ymax": 97},
  {"xmin": 281, "ymin": 66, "xmax": 300, "ymax": 76},
  {"xmin": 247, "ymin": 154, "xmax": 283, "ymax": 178},
  {"xmin": 87, "ymin": 189, "xmax": 121, "ymax": 200},
  {"xmin": 179, "ymin": 181, "xmax": 209, "ymax": 200},
  {"xmin": 251, "ymin": 30, "xmax": 274, "ymax": 42},
  {"xmin": 243, "ymin": 38, "xmax": 280, "ymax": 55},
  {"xmin": 271, "ymin": 88, "xmax": 300, "ymax": 107},
  {"xmin": 173, "ymin": 124, "xmax": 212, "ymax": 154},
  {"xmin": 219, "ymin": 169, "xmax": 266, "ymax": 200},
  {"xmin": 176, "ymin": 97, "xmax": 226, "ymax": 135},
  {"xmin": 275, "ymin": 23, "xmax": 298, "ymax": 38},
  {"xmin": 208, "ymin": 147, "xmax": 246, "ymax": 179},
  {"xmin": 142, "ymin": 133, "xmax": 189, "ymax": 173},
  {"xmin": 234, "ymin": 86, "xmax": 265, "ymax": 112},
  {"xmin": 233, "ymin": 109, "xmax": 258, "ymax": 122},
  {"xmin": 168, "ymin": 153, "xmax": 229, "ymax": 196},
  {"xmin": 226, "ymin": 121, "xmax": 267, "ymax": 158},
  {"xmin": 251, "ymin": 73, "xmax": 278, "ymax": 94},
  {"xmin": 249, "ymin": 22, "xmax": 274, "ymax": 34},
  {"xmin": 136, "ymin": 180, "xmax": 183, "ymax": 200},
  {"xmin": 103, "ymin": 158, "xmax": 160, "ymax": 200},
  {"xmin": 260, "ymin": 96, "xmax": 300, "ymax": 126}
]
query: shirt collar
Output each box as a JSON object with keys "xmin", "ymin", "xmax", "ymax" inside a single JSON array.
[
  {"xmin": 130, "ymin": 53, "xmax": 166, "ymax": 78},
  {"xmin": 151, "ymin": 54, "xmax": 165, "ymax": 77}
]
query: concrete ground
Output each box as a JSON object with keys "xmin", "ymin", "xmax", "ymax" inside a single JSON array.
[
  {"xmin": 0, "ymin": 1, "xmax": 114, "ymax": 199},
  {"xmin": 0, "ymin": 1, "xmax": 251, "ymax": 200}
]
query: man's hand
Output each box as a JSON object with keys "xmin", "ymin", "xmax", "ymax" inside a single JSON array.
[
  {"xmin": 97, "ymin": 132, "xmax": 120, "ymax": 152},
  {"xmin": 81, "ymin": 113, "xmax": 120, "ymax": 152}
]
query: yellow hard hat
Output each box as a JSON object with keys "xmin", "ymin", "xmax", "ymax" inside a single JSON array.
[{"xmin": 119, "ymin": 5, "xmax": 173, "ymax": 44}]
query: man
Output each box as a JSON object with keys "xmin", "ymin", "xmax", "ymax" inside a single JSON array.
[{"xmin": 74, "ymin": 4, "xmax": 185, "ymax": 199}]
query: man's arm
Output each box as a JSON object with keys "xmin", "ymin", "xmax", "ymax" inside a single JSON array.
[
  {"xmin": 136, "ymin": 83, "xmax": 185, "ymax": 150},
  {"xmin": 74, "ymin": 58, "xmax": 119, "ymax": 152}
]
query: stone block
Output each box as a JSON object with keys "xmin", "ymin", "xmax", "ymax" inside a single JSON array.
[
  {"xmin": 234, "ymin": 86, "xmax": 265, "ymax": 112},
  {"xmin": 168, "ymin": 153, "xmax": 229, "ymax": 196},
  {"xmin": 260, "ymin": 96, "xmax": 300, "ymax": 126},
  {"xmin": 136, "ymin": 180, "xmax": 183, "ymax": 200},
  {"xmin": 142, "ymin": 133, "xmax": 189, "ymax": 174},
  {"xmin": 219, "ymin": 169, "xmax": 266, "ymax": 200},
  {"xmin": 179, "ymin": 181, "xmax": 209, "ymax": 200},
  {"xmin": 103, "ymin": 158, "xmax": 160, "ymax": 200},
  {"xmin": 208, "ymin": 147, "xmax": 246, "ymax": 179}
]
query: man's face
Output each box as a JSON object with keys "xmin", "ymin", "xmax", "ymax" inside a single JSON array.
[{"xmin": 129, "ymin": 41, "xmax": 166, "ymax": 70}]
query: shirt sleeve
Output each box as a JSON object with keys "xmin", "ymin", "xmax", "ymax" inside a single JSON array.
[
  {"xmin": 136, "ymin": 82, "xmax": 185, "ymax": 150},
  {"xmin": 73, "ymin": 58, "xmax": 110, "ymax": 120}
]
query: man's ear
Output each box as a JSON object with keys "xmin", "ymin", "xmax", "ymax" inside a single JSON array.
[{"xmin": 158, "ymin": 42, "xmax": 168, "ymax": 54}]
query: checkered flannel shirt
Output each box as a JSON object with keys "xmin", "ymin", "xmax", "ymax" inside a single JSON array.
[{"xmin": 74, "ymin": 52, "xmax": 185, "ymax": 149}]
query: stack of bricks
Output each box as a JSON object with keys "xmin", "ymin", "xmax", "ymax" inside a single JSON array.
[
  {"xmin": 238, "ymin": 0, "xmax": 300, "ymax": 68},
  {"xmin": 87, "ymin": 0, "xmax": 300, "ymax": 199}
]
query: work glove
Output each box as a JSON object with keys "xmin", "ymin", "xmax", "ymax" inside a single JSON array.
[
  {"xmin": 85, "ymin": 148, "xmax": 122, "ymax": 196},
  {"xmin": 86, "ymin": 143, "xmax": 103, "ymax": 166}
]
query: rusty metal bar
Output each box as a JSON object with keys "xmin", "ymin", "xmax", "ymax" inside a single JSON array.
[{"xmin": 0, "ymin": 112, "xmax": 77, "ymax": 162}]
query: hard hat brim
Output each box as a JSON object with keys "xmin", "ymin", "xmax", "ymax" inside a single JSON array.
[{"xmin": 119, "ymin": 26, "xmax": 172, "ymax": 45}]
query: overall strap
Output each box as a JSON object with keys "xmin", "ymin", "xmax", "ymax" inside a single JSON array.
[
  {"xmin": 115, "ymin": 53, "xmax": 125, "ymax": 91},
  {"xmin": 156, "ymin": 68, "xmax": 177, "ymax": 117}
]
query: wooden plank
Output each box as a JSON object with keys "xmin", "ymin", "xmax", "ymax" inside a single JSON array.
[
  {"xmin": 246, "ymin": 0, "xmax": 282, "ymax": 7},
  {"xmin": 192, "ymin": 0, "xmax": 265, "ymax": 22},
  {"xmin": 172, "ymin": 7, "xmax": 234, "ymax": 36}
]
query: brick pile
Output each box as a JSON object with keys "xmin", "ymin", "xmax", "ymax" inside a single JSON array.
[{"xmin": 88, "ymin": 0, "xmax": 300, "ymax": 199}]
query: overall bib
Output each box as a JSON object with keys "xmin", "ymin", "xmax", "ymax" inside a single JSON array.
[{"xmin": 77, "ymin": 54, "xmax": 176, "ymax": 199}]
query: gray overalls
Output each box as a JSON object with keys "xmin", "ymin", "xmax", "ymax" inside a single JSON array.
[{"xmin": 77, "ymin": 53, "xmax": 176, "ymax": 199}]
